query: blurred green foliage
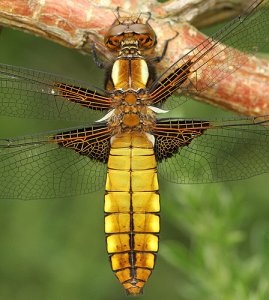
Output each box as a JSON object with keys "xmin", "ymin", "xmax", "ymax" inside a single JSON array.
[{"xmin": 0, "ymin": 10, "xmax": 269, "ymax": 300}]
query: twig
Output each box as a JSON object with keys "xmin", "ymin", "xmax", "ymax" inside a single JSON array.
[{"xmin": 0, "ymin": 0, "xmax": 268, "ymax": 116}]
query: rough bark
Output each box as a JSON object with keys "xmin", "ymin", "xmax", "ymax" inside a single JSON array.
[{"xmin": 0, "ymin": 0, "xmax": 268, "ymax": 116}]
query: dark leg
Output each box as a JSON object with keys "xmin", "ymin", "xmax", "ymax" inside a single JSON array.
[
  {"xmin": 150, "ymin": 31, "xmax": 179, "ymax": 63},
  {"xmin": 91, "ymin": 42, "xmax": 106, "ymax": 69}
]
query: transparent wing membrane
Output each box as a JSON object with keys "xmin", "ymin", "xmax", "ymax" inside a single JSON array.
[
  {"xmin": 0, "ymin": 64, "xmax": 111, "ymax": 122},
  {"xmin": 0, "ymin": 0, "xmax": 269, "ymax": 202},
  {"xmin": 148, "ymin": 0, "xmax": 269, "ymax": 110},
  {"xmin": 156, "ymin": 116, "xmax": 269, "ymax": 183},
  {"xmin": 5, "ymin": 116, "xmax": 269, "ymax": 199},
  {"xmin": 0, "ymin": 125, "xmax": 109, "ymax": 199}
]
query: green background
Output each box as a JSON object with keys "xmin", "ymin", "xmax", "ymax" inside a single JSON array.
[{"xmin": 0, "ymin": 15, "xmax": 269, "ymax": 300}]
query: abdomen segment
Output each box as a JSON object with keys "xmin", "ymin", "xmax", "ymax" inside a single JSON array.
[{"xmin": 105, "ymin": 132, "xmax": 160, "ymax": 295}]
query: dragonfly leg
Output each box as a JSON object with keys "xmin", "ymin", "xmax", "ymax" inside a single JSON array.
[{"xmin": 150, "ymin": 31, "xmax": 179, "ymax": 63}]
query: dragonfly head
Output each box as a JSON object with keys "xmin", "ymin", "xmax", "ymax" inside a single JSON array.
[{"xmin": 104, "ymin": 15, "xmax": 157, "ymax": 52}]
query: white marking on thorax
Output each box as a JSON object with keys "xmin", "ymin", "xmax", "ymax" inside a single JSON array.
[
  {"xmin": 148, "ymin": 106, "xmax": 169, "ymax": 114},
  {"xmin": 145, "ymin": 133, "xmax": 155, "ymax": 146},
  {"xmin": 110, "ymin": 135, "xmax": 116, "ymax": 146}
]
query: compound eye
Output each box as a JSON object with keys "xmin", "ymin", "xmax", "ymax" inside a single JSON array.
[
  {"xmin": 105, "ymin": 35, "xmax": 123, "ymax": 50},
  {"xmin": 138, "ymin": 35, "xmax": 154, "ymax": 48}
]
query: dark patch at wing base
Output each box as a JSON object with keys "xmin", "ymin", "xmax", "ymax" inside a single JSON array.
[
  {"xmin": 0, "ymin": 63, "xmax": 108, "ymax": 122},
  {"xmin": 55, "ymin": 82, "xmax": 112, "ymax": 110},
  {"xmin": 148, "ymin": 60, "xmax": 192, "ymax": 107},
  {"xmin": 147, "ymin": 0, "xmax": 269, "ymax": 111},
  {"xmin": 156, "ymin": 116, "xmax": 269, "ymax": 184},
  {"xmin": 0, "ymin": 125, "xmax": 109, "ymax": 199},
  {"xmin": 152, "ymin": 119, "xmax": 209, "ymax": 161},
  {"xmin": 54, "ymin": 124, "xmax": 111, "ymax": 163}
]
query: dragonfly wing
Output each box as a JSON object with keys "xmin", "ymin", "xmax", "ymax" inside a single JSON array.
[
  {"xmin": 153, "ymin": 116, "xmax": 269, "ymax": 183},
  {"xmin": 0, "ymin": 64, "xmax": 112, "ymax": 122},
  {"xmin": 54, "ymin": 124, "xmax": 111, "ymax": 162},
  {"xmin": 148, "ymin": 0, "xmax": 269, "ymax": 110},
  {"xmin": 0, "ymin": 124, "xmax": 111, "ymax": 199}
]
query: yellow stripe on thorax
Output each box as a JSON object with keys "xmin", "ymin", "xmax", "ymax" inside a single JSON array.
[{"xmin": 105, "ymin": 132, "xmax": 160, "ymax": 295}]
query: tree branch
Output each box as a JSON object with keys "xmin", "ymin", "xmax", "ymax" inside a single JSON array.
[
  {"xmin": 0, "ymin": 0, "xmax": 268, "ymax": 116},
  {"xmin": 152, "ymin": 0, "xmax": 255, "ymax": 27}
]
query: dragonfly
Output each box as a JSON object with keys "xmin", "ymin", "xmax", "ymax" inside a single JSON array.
[{"xmin": 0, "ymin": 0, "xmax": 269, "ymax": 295}]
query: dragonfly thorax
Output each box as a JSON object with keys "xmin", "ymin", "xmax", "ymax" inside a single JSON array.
[
  {"xmin": 107, "ymin": 91, "xmax": 156, "ymax": 132},
  {"xmin": 110, "ymin": 56, "xmax": 150, "ymax": 90},
  {"xmin": 118, "ymin": 38, "xmax": 141, "ymax": 58}
]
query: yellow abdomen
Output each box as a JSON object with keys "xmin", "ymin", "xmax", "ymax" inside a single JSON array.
[{"xmin": 105, "ymin": 132, "xmax": 160, "ymax": 295}]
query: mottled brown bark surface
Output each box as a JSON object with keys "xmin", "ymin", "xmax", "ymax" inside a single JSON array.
[
  {"xmin": 0, "ymin": 0, "xmax": 257, "ymax": 51},
  {"xmin": 0, "ymin": 0, "xmax": 268, "ymax": 116}
]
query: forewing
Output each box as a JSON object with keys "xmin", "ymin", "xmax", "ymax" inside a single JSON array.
[
  {"xmin": 148, "ymin": 0, "xmax": 269, "ymax": 110},
  {"xmin": 0, "ymin": 124, "xmax": 111, "ymax": 199},
  {"xmin": 0, "ymin": 64, "xmax": 112, "ymax": 122},
  {"xmin": 155, "ymin": 116, "xmax": 269, "ymax": 183}
]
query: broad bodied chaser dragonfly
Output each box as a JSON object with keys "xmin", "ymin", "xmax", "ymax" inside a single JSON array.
[{"xmin": 0, "ymin": 0, "xmax": 269, "ymax": 295}]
